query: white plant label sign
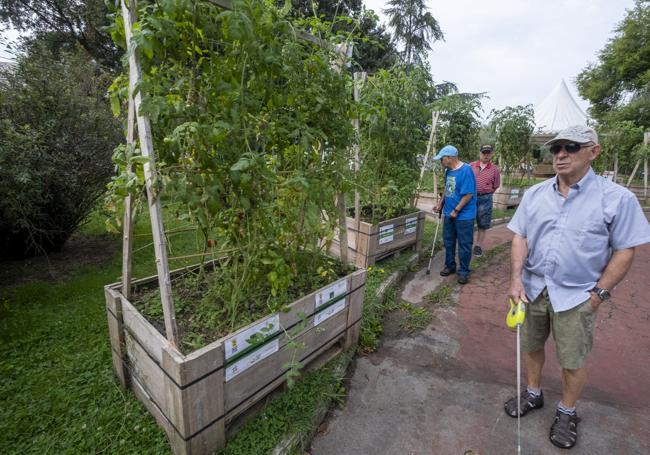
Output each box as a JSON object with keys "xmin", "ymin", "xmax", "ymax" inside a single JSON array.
[
  {"xmin": 315, "ymin": 279, "xmax": 348, "ymax": 309},
  {"xmin": 224, "ymin": 314, "xmax": 280, "ymax": 360},
  {"xmin": 314, "ymin": 299, "xmax": 347, "ymax": 326},
  {"xmin": 225, "ymin": 339, "xmax": 279, "ymax": 382},
  {"xmin": 509, "ymin": 188, "xmax": 520, "ymax": 200},
  {"xmin": 405, "ymin": 217, "xmax": 418, "ymax": 235},
  {"xmin": 379, "ymin": 224, "xmax": 394, "ymax": 245}
]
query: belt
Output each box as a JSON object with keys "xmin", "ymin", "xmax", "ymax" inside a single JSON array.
[{"xmin": 477, "ymin": 192, "xmax": 493, "ymax": 196}]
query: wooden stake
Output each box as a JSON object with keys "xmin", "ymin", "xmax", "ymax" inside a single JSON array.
[
  {"xmin": 121, "ymin": 82, "xmax": 136, "ymax": 299},
  {"xmin": 414, "ymin": 111, "xmax": 440, "ymax": 207},
  {"xmin": 614, "ymin": 151, "xmax": 619, "ymax": 183},
  {"xmin": 121, "ymin": 0, "xmax": 178, "ymax": 345},
  {"xmin": 643, "ymin": 131, "xmax": 650, "ymax": 203},
  {"xmin": 353, "ymin": 72, "xmax": 366, "ymax": 249},
  {"xmin": 336, "ymin": 193, "xmax": 349, "ymax": 264},
  {"xmin": 626, "ymin": 159, "xmax": 641, "ymax": 188}
]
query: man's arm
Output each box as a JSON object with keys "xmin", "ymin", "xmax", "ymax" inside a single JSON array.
[
  {"xmin": 589, "ymin": 247, "xmax": 635, "ymax": 310},
  {"xmin": 450, "ymin": 193, "xmax": 473, "ymax": 219},
  {"xmin": 508, "ymin": 234, "xmax": 529, "ymax": 302}
]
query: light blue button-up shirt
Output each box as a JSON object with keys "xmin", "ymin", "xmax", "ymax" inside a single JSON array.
[{"xmin": 508, "ymin": 168, "xmax": 650, "ymax": 312}]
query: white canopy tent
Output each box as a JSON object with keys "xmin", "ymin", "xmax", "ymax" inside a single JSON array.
[{"xmin": 534, "ymin": 79, "xmax": 588, "ymax": 134}]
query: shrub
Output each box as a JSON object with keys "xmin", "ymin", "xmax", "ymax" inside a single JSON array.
[{"xmin": 0, "ymin": 44, "xmax": 121, "ymax": 259}]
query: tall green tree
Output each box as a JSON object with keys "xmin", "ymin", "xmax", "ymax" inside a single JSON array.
[
  {"xmin": 383, "ymin": 0, "xmax": 444, "ymax": 65},
  {"xmin": 576, "ymin": 0, "xmax": 650, "ymax": 127},
  {"xmin": 286, "ymin": 0, "xmax": 397, "ymax": 72},
  {"xmin": 487, "ymin": 105, "xmax": 535, "ymax": 183},
  {"xmin": 433, "ymin": 92, "xmax": 485, "ymax": 162},
  {"xmin": 0, "ymin": 0, "xmax": 120, "ymax": 68}
]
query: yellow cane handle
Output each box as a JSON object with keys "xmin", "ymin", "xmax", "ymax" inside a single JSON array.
[{"xmin": 506, "ymin": 298, "xmax": 526, "ymax": 330}]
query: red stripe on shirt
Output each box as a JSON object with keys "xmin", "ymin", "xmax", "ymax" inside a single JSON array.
[{"xmin": 470, "ymin": 161, "xmax": 501, "ymax": 195}]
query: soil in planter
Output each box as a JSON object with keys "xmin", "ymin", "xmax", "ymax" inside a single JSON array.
[
  {"xmin": 347, "ymin": 205, "xmax": 417, "ymax": 224},
  {"xmin": 131, "ymin": 252, "xmax": 354, "ymax": 354}
]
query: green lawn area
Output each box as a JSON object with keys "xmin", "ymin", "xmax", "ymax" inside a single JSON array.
[{"xmin": 0, "ymin": 209, "xmax": 432, "ymax": 454}]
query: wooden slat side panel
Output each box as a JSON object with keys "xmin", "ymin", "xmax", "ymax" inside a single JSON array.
[
  {"xmin": 345, "ymin": 270, "xmax": 366, "ymax": 349},
  {"xmin": 125, "ymin": 331, "xmax": 176, "ymax": 426},
  {"xmin": 224, "ymin": 329, "xmax": 346, "ymax": 426},
  {"xmin": 122, "ymin": 297, "xmax": 169, "ymax": 364},
  {"xmin": 105, "ymin": 287, "xmax": 129, "ymax": 388},
  {"xmin": 129, "ymin": 375, "xmax": 190, "ymax": 455},
  {"xmin": 223, "ymin": 307, "xmax": 349, "ymax": 412}
]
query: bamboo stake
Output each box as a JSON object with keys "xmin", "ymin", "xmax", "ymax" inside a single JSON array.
[
  {"xmin": 626, "ymin": 159, "xmax": 641, "ymax": 188},
  {"xmin": 614, "ymin": 151, "xmax": 619, "ymax": 183},
  {"xmin": 414, "ymin": 111, "xmax": 440, "ymax": 208},
  {"xmin": 121, "ymin": 0, "xmax": 178, "ymax": 346},
  {"xmin": 353, "ymin": 72, "xmax": 366, "ymax": 250},
  {"xmin": 643, "ymin": 131, "xmax": 650, "ymax": 198},
  {"xmin": 336, "ymin": 193, "xmax": 349, "ymax": 264},
  {"xmin": 121, "ymin": 74, "xmax": 136, "ymax": 299}
]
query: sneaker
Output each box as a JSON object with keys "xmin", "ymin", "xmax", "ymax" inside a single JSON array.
[
  {"xmin": 457, "ymin": 275, "xmax": 468, "ymax": 285},
  {"xmin": 473, "ymin": 245, "xmax": 483, "ymax": 257},
  {"xmin": 504, "ymin": 390, "xmax": 544, "ymax": 418},
  {"xmin": 549, "ymin": 409, "xmax": 578, "ymax": 449},
  {"xmin": 440, "ymin": 267, "xmax": 456, "ymax": 276}
]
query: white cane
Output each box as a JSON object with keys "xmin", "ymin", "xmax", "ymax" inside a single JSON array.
[{"xmin": 507, "ymin": 298, "xmax": 526, "ymax": 454}]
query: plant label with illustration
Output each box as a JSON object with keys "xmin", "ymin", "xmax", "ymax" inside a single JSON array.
[
  {"xmin": 379, "ymin": 224, "xmax": 394, "ymax": 245},
  {"xmin": 314, "ymin": 299, "xmax": 346, "ymax": 326},
  {"xmin": 225, "ymin": 338, "xmax": 280, "ymax": 381},
  {"xmin": 405, "ymin": 217, "xmax": 418, "ymax": 235},
  {"xmin": 224, "ymin": 314, "xmax": 280, "ymax": 360},
  {"xmin": 315, "ymin": 279, "xmax": 348, "ymax": 309}
]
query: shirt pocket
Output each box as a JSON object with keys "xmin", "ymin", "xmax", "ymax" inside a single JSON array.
[{"xmin": 577, "ymin": 219, "xmax": 610, "ymax": 253}]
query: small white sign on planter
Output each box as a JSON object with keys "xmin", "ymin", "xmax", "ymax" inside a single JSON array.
[
  {"xmin": 225, "ymin": 338, "xmax": 280, "ymax": 381},
  {"xmin": 224, "ymin": 314, "xmax": 280, "ymax": 360},
  {"xmin": 509, "ymin": 188, "xmax": 520, "ymax": 200},
  {"xmin": 314, "ymin": 299, "xmax": 347, "ymax": 326},
  {"xmin": 315, "ymin": 279, "xmax": 348, "ymax": 309},
  {"xmin": 404, "ymin": 217, "xmax": 418, "ymax": 235},
  {"xmin": 378, "ymin": 224, "xmax": 394, "ymax": 245}
]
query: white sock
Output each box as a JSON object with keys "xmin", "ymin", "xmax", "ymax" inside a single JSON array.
[
  {"xmin": 558, "ymin": 402, "xmax": 576, "ymax": 415},
  {"xmin": 527, "ymin": 386, "xmax": 542, "ymax": 397}
]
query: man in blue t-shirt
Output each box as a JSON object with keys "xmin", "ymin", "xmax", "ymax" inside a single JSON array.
[{"xmin": 433, "ymin": 145, "xmax": 477, "ymax": 284}]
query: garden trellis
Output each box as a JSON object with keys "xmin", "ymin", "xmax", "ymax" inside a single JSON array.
[{"xmin": 107, "ymin": 1, "xmax": 367, "ymax": 453}]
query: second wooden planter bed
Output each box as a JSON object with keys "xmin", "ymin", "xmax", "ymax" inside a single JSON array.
[{"xmin": 328, "ymin": 210, "xmax": 425, "ymax": 268}]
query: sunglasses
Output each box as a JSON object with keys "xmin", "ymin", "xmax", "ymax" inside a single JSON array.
[
  {"xmin": 549, "ymin": 142, "xmax": 593, "ymax": 154},
  {"xmin": 480, "ymin": 150, "xmax": 493, "ymax": 154}
]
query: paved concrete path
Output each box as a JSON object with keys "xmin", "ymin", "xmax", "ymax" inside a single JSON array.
[{"xmin": 310, "ymin": 223, "xmax": 650, "ymax": 455}]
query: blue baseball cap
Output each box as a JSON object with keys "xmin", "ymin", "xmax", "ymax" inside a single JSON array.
[{"xmin": 433, "ymin": 145, "xmax": 458, "ymax": 160}]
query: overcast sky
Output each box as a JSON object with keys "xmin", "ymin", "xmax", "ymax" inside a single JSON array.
[
  {"xmin": 364, "ymin": 0, "xmax": 636, "ymax": 118},
  {"xmin": 1, "ymin": 1, "xmax": 636, "ymax": 118}
]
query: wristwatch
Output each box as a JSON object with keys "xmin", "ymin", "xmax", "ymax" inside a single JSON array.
[{"xmin": 590, "ymin": 286, "xmax": 611, "ymax": 301}]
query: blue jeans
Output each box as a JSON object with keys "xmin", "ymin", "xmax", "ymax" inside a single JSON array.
[
  {"xmin": 476, "ymin": 194, "xmax": 493, "ymax": 230},
  {"xmin": 442, "ymin": 217, "xmax": 474, "ymax": 277}
]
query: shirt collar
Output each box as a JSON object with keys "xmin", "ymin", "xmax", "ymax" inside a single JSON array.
[
  {"xmin": 552, "ymin": 167, "xmax": 596, "ymax": 192},
  {"xmin": 472, "ymin": 160, "xmax": 492, "ymax": 169}
]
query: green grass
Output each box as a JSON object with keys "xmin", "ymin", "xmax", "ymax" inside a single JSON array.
[
  {"xmin": 0, "ymin": 210, "xmax": 433, "ymax": 454},
  {"xmin": 398, "ymin": 301, "xmax": 433, "ymax": 332}
]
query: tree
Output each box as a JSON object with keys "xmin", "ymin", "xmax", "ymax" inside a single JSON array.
[
  {"xmin": 487, "ymin": 105, "xmax": 535, "ymax": 183},
  {"xmin": 597, "ymin": 120, "xmax": 645, "ymax": 175},
  {"xmin": 433, "ymin": 91, "xmax": 485, "ymax": 162},
  {"xmin": 286, "ymin": 0, "xmax": 398, "ymax": 72},
  {"xmin": 0, "ymin": 44, "xmax": 121, "ymax": 258},
  {"xmin": 383, "ymin": 0, "xmax": 444, "ymax": 66},
  {"xmin": 0, "ymin": 0, "xmax": 120, "ymax": 68},
  {"xmin": 576, "ymin": 0, "xmax": 650, "ymax": 127}
]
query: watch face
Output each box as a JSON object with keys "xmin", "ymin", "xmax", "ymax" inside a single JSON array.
[{"xmin": 600, "ymin": 290, "xmax": 611, "ymax": 300}]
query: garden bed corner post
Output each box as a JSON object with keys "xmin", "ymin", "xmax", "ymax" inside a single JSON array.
[
  {"xmin": 121, "ymin": 0, "xmax": 179, "ymax": 346},
  {"xmin": 353, "ymin": 71, "xmax": 366, "ymax": 251}
]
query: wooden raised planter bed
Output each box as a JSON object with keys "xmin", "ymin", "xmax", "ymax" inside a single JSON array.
[
  {"xmin": 105, "ymin": 266, "xmax": 367, "ymax": 455},
  {"xmin": 493, "ymin": 185, "xmax": 528, "ymax": 211},
  {"xmin": 328, "ymin": 210, "xmax": 425, "ymax": 268}
]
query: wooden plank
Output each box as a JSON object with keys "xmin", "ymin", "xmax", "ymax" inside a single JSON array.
[
  {"xmin": 121, "ymin": 297, "xmax": 169, "ymax": 364},
  {"xmin": 129, "ymin": 374, "xmax": 193, "ymax": 455},
  {"xmin": 121, "ymin": 86, "xmax": 136, "ymax": 299},
  {"xmin": 336, "ymin": 193, "xmax": 349, "ymax": 263},
  {"xmin": 121, "ymin": 0, "xmax": 178, "ymax": 346},
  {"xmin": 345, "ymin": 269, "xmax": 366, "ymax": 349},
  {"xmin": 224, "ymin": 320, "xmax": 347, "ymax": 426},
  {"xmin": 105, "ymin": 287, "xmax": 129, "ymax": 388},
  {"xmin": 223, "ymin": 308, "xmax": 349, "ymax": 412},
  {"xmin": 414, "ymin": 111, "xmax": 440, "ymax": 207}
]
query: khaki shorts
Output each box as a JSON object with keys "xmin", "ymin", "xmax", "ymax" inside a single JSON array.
[{"xmin": 521, "ymin": 288, "xmax": 597, "ymax": 369}]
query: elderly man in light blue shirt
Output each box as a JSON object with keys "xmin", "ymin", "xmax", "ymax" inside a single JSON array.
[{"xmin": 504, "ymin": 125, "xmax": 650, "ymax": 450}]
